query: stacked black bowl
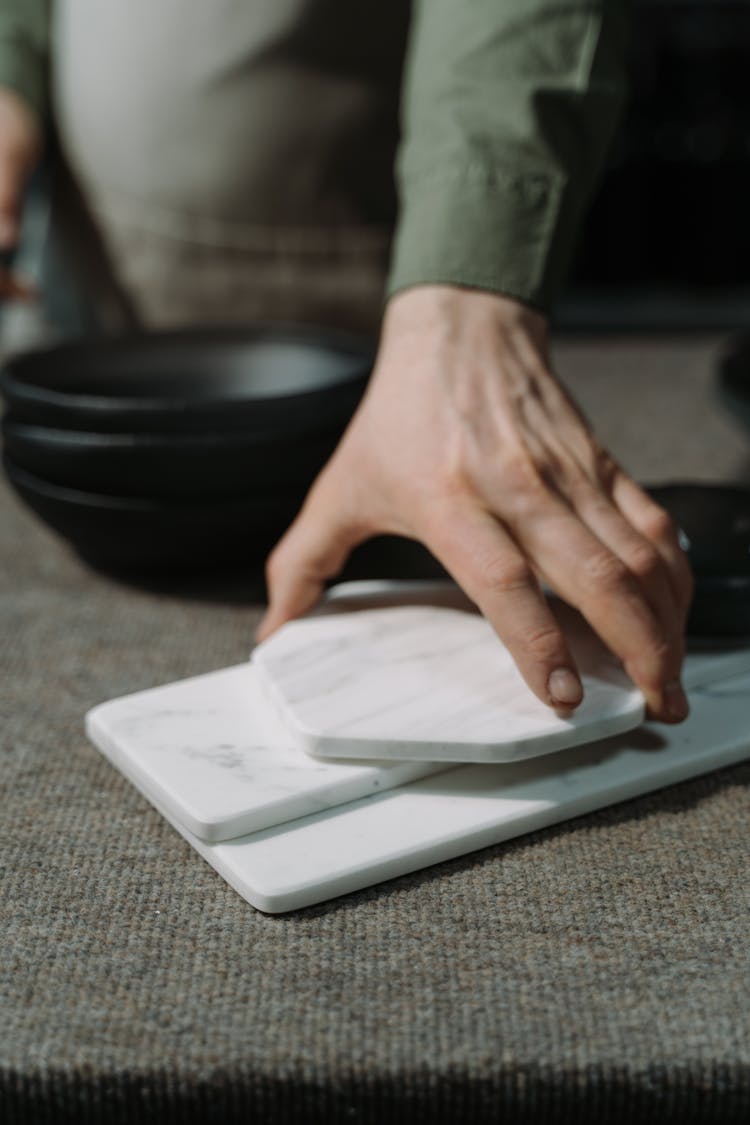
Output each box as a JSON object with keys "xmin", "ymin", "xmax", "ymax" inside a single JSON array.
[{"xmin": 0, "ymin": 326, "xmax": 374, "ymax": 573}]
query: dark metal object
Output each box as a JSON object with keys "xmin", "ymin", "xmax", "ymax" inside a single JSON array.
[{"xmin": 648, "ymin": 482, "xmax": 750, "ymax": 637}]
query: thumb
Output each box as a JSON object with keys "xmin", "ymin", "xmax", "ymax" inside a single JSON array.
[{"xmin": 256, "ymin": 470, "xmax": 370, "ymax": 642}]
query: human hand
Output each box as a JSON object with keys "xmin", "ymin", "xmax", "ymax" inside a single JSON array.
[
  {"xmin": 0, "ymin": 87, "xmax": 41, "ymax": 299},
  {"xmin": 258, "ymin": 285, "xmax": 693, "ymax": 723}
]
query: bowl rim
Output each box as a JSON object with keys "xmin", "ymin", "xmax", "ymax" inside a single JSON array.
[
  {"xmin": 1, "ymin": 417, "xmax": 343, "ymax": 450},
  {"xmin": 0, "ymin": 324, "xmax": 375, "ymax": 415}
]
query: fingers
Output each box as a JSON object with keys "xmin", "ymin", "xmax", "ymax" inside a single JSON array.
[
  {"xmin": 423, "ymin": 501, "xmax": 583, "ymax": 711},
  {"xmin": 611, "ymin": 473, "xmax": 694, "ymax": 617},
  {"xmin": 256, "ymin": 467, "xmax": 371, "ymax": 642},
  {"xmin": 258, "ymin": 461, "xmax": 691, "ymax": 724},
  {"xmin": 504, "ymin": 492, "xmax": 688, "ymax": 723},
  {"xmin": 563, "ymin": 475, "xmax": 685, "ymax": 652},
  {"xmin": 564, "ymin": 469, "xmax": 694, "ymax": 721}
]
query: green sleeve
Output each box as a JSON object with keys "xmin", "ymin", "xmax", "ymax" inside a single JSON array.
[
  {"xmin": 0, "ymin": 0, "xmax": 50, "ymax": 122},
  {"xmin": 387, "ymin": 0, "xmax": 629, "ymax": 314}
]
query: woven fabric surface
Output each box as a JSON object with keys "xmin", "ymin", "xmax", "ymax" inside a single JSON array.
[{"xmin": 2, "ymin": 335, "xmax": 750, "ymax": 1124}]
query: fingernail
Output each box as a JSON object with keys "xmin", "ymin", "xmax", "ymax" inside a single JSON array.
[
  {"xmin": 664, "ymin": 679, "xmax": 689, "ymax": 721},
  {"xmin": 548, "ymin": 667, "xmax": 583, "ymax": 707}
]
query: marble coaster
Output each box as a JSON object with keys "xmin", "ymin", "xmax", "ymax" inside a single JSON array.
[
  {"xmin": 86, "ymin": 665, "xmax": 450, "ymax": 842},
  {"xmin": 252, "ymin": 604, "xmax": 646, "ymax": 763},
  {"xmin": 140, "ymin": 658, "xmax": 750, "ymax": 913}
]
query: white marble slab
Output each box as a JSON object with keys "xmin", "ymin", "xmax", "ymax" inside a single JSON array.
[
  {"xmin": 252, "ymin": 604, "xmax": 646, "ymax": 763},
  {"xmin": 85, "ymin": 578, "xmax": 750, "ymax": 913},
  {"xmin": 86, "ymin": 665, "xmax": 450, "ymax": 842},
  {"xmin": 141, "ymin": 659, "xmax": 750, "ymax": 913}
]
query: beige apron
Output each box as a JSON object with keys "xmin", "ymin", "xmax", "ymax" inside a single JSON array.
[{"xmin": 49, "ymin": 0, "xmax": 409, "ymax": 334}]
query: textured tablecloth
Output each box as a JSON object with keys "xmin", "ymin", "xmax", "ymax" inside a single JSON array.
[{"xmin": 2, "ymin": 334, "xmax": 750, "ymax": 1124}]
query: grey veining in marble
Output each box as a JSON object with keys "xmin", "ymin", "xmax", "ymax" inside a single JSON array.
[
  {"xmin": 147, "ymin": 656, "xmax": 750, "ymax": 912},
  {"xmin": 86, "ymin": 664, "xmax": 450, "ymax": 842},
  {"xmin": 86, "ymin": 579, "xmax": 750, "ymax": 912},
  {"xmin": 252, "ymin": 604, "xmax": 646, "ymax": 763}
]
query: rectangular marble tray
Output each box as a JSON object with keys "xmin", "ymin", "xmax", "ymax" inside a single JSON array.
[
  {"xmin": 87, "ymin": 651, "xmax": 750, "ymax": 913},
  {"xmin": 86, "ymin": 664, "xmax": 448, "ymax": 842}
]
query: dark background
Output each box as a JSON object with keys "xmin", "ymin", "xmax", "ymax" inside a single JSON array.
[{"xmin": 561, "ymin": 0, "xmax": 750, "ymax": 329}]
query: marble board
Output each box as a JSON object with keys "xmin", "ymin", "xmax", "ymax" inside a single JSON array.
[
  {"xmin": 85, "ymin": 580, "xmax": 750, "ymax": 912},
  {"xmin": 252, "ymin": 604, "xmax": 646, "ymax": 763},
  {"xmin": 108, "ymin": 658, "xmax": 750, "ymax": 913},
  {"xmin": 86, "ymin": 664, "xmax": 450, "ymax": 842}
]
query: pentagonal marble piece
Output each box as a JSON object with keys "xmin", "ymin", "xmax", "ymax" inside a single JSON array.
[{"xmin": 251, "ymin": 604, "xmax": 646, "ymax": 764}]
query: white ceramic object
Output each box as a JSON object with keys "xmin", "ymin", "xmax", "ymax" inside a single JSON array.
[
  {"xmin": 121, "ymin": 659, "xmax": 750, "ymax": 913},
  {"xmin": 85, "ymin": 580, "xmax": 750, "ymax": 913},
  {"xmin": 252, "ymin": 604, "xmax": 646, "ymax": 763},
  {"xmin": 86, "ymin": 664, "xmax": 450, "ymax": 842}
]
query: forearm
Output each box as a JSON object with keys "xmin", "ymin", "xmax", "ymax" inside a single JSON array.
[
  {"xmin": 388, "ymin": 0, "xmax": 629, "ymax": 313},
  {"xmin": 0, "ymin": 0, "xmax": 50, "ymax": 123}
]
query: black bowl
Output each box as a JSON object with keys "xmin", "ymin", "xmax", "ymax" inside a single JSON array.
[
  {"xmin": 2, "ymin": 418, "xmax": 343, "ymax": 500},
  {"xmin": 648, "ymin": 483, "xmax": 750, "ymax": 636},
  {"xmin": 3, "ymin": 457, "xmax": 304, "ymax": 572},
  {"xmin": 0, "ymin": 326, "xmax": 373, "ymax": 434},
  {"xmin": 687, "ymin": 575, "xmax": 750, "ymax": 637},
  {"xmin": 648, "ymin": 483, "xmax": 750, "ymax": 576}
]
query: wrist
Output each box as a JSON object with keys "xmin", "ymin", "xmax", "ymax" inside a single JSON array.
[{"xmin": 382, "ymin": 283, "xmax": 549, "ymax": 356}]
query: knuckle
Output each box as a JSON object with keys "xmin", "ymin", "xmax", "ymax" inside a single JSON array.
[
  {"xmin": 641, "ymin": 503, "xmax": 679, "ymax": 544},
  {"xmin": 627, "ymin": 636, "xmax": 674, "ymax": 691},
  {"xmin": 502, "ymin": 455, "xmax": 549, "ymax": 514},
  {"xmin": 511, "ymin": 453, "xmax": 548, "ymax": 498},
  {"xmin": 584, "ymin": 549, "xmax": 630, "ymax": 592},
  {"xmin": 627, "ymin": 542, "xmax": 663, "ymax": 585},
  {"xmin": 478, "ymin": 555, "xmax": 533, "ymax": 597},
  {"xmin": 521, "ymin": 625, "xmax": 566, "ymax": 664}
]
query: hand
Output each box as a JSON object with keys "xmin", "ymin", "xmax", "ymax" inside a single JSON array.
[
  {"xmin": 0, "ymin": 87, "xmax": 42, "ymax": 299},
  {"xmin": 258, "ymin": 285, "xmax": 693, "ymax": 723}
]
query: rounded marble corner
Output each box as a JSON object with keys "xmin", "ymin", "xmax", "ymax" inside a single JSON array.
[
  {"xmin": 84, "ymin": 705, "xmax": 109, "ymax": 737},
  {"xmin": 283, "ymin": 712, "xmax": 335, "ymax": 760}
]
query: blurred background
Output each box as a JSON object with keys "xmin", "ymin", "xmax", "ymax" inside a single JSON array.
[
  {"xmin": 4, "ymin": 0, "xmax": 750, "ymax": 345},
  {"xmin": 563, "ymin": 0, "xmax": 750, "ymax": 330},
  {"xmin": 3, "ymin": 0, "xmax": 750, "ymax": 587}
]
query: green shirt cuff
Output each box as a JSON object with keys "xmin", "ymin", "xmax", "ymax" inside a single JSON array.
[{"xmin": 386, "ymin": 164, "xmax": 584, "ymax": 315}]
